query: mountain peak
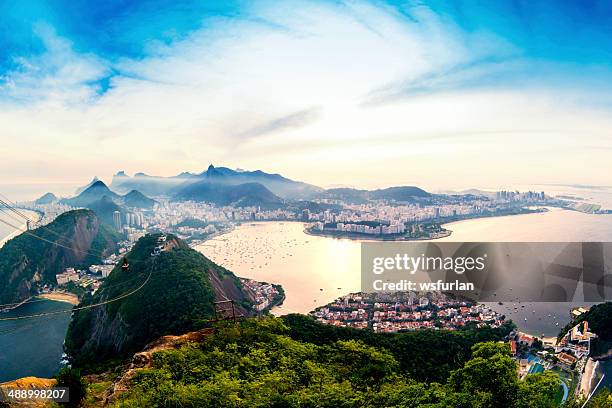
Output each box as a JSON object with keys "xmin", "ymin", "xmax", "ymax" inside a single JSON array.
[
  {"xmin": 115, "ymin": 171, "xmax": 127, "ymax": 177},
  {"xmin": 34, "ymin": 192, "xmax": 58, "ymax": 205},
  {"xmin": 207, "ymin": 164, "xmax": 215, "ymax": 171},
  {"xmin": 90, "ymin": 180, "xmax": 108, "ymax": 188}
]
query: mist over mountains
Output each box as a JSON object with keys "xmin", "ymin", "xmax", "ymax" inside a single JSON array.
[
  {"xmin": 110, "ymin": 164, "xmax": 323, "ymax": 200},
  {"xmin": 107, "ymin": 164, "xmax": 434, "ymax": 204},
  {"xmin": 49, "ymin": 165, "xmax": 440, "ymax": 229}
]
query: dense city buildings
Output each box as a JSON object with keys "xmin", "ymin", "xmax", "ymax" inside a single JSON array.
[{"xmin": 310, "ymin": 292, "xmax": 506, "ymax": 332}]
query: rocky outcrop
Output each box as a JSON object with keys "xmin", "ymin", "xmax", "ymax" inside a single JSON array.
[
  {"xmin": 0, "ymin": 210, "xmax": 118, "ymax": 305},
  {"xmin": 103, "ymin": 328, "xmax": 215, "ymax": 405},
  {"xmin": 65, "ymin": 234, "xmax": 252, "ymax": 365}
]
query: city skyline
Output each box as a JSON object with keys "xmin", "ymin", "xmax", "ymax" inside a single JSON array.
[{"xmin": 1, "ymin": 1, "xmax": 612, "ymax": 190}]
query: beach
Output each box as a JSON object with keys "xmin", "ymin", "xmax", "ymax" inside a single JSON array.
[
  {"xmin": 36, "ymin": 292, "xmax": 79, "ymax": 305},
  {"xmin": 580, "ymin": 358, "xmax": 600, "ymax": 397}
]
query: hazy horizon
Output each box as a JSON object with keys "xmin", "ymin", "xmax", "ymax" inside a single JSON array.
[{"xmin": 2, "ymin": 1, "xmax": 612, "ymax": 190}]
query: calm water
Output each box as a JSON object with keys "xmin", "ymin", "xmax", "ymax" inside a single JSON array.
[
  {"xmin": 199, "ymin": 222, "xmax": 362, "ymax": 314},
  {"xmin": 0, "ymin": 300, "xmax": 72, "ymax": 382},
  {"xmin": 0, "ymin": 210, "xmax": 72, "ymax": 382},
  {"xmin": 198, "ymin": 208, "xmax": 612, "ymax": 336}
]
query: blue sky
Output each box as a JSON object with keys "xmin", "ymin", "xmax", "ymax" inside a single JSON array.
[{"xmin": 1, "ymin": 0, "xmax": 611, "ymax": 189}]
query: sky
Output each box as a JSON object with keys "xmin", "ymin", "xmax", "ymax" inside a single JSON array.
[{"xmin": 1, "ymin": 0, "xmax": 612, "ymax": 192}]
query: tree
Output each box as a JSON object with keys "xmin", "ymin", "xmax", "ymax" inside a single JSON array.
[
  {"xmin": 449, "ymin": 342, "xmax": 519, "ymax": 407},
  {"xmin": 515, "ymin": 371, "xmax": 560, "ymax": 408},
  {"xmin": 55, "ymin": 367, "xmax": 87, "ymax": 407},
  {"xmin": 588, "ymin": 388, "xmax": 612, "ymax": 408}
]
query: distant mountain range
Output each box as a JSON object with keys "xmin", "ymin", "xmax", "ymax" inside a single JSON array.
[
  {"xmin": 34, "ymin": 192, "xmax": 58, "ymax": 205},
  {"xmin": 54, "ymin": 165, "xmax": 444, "ymax": 220},
  {"xmin": 111, "ymin": 165, "xmax": 323, "ymax": 199},
  {"xmin": 63, "ymin": 181, "xmax": 157, "ymax": 208},
  {"xmin": 63, "ymin": 181, "xmax": 122, "ymax": 208},
  {"xmin": 323, "ymin": 186, "xmax": 431, "ymax": 203},
  {"xmin": 59, "ymin": 181, "xmax": 157, "ymax": 229},
  {"xmin": 108, "ymin": 164, "xmax": 437, "ymax": 204},
  {"xmin": 174, "ymin": 180, "xmax": 284, "ymax": 209}
]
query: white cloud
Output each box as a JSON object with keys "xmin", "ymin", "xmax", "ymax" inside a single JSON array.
[
  {"xmin": 0, "ymin": 1, "xmax": 611, "ymax": 191},
  {"xmin": 0, "ymin": 23, "xmax": 109, "ymax": 106}
]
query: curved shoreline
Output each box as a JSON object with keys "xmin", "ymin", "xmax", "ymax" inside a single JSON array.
[{"xmin": 0, "ymin": 209, "xmax": 42, "ymax": 248}]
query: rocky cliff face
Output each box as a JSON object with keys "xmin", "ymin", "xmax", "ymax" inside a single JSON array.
[
  {"xmin": 0, "ymin": 210, "xmax": 119, "ymax": 305},
  {"xmin": 65, "ymin": 234, "xmax": 253, "ymax": 365}
]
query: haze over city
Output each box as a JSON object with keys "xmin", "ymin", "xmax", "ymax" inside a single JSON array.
[{"xmin": 1, "ymin": 0, "xmax": 612, "ymax": 190}]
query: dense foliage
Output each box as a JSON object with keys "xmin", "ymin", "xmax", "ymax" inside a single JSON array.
[
  {"xmin": 283, "ymin": 314, "xmax": 515, "ymax": 383},
  {"xmin": 55, "ymin": 367, "xmax": 87, "ymax": 407},
  {"xmin": 112, "ymin": 317, "xmax": 560, "ymax": 408}
]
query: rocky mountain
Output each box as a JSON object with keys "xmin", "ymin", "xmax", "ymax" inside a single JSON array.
[
  {"xmin": 0, "ymin": 210, "xmax": 119, "ymax": 304},
  {"xmin": 123, "ymin": 190, "xmax": 157, "ymax": 209},
  {"xmin": 74, "ymin": 176, "xmax": 100, "ymax": 195},
  {"xmin": 64, "ymin": 234, "xmax": 253, "ymax": 364},
  {"xmin": 110, "ymin": 165, "xmax": 323, "ymax": 200},
  {"xmin": 86, "ymin": 196, "xmax": 125, "ymax": 228},
  {"xmin": 34, "ymin": 192, "xmax": 58, "ymax": 205},
  {"xmin": 196, "ymin": 165, "xmax": 323, "ymax": 199},
  {"xmin": 173, "ymin": 180, "xmax": 284, "ymax": 209},
  {"xmin": 62, "ymin": 181, "xmax": 121, "ymax": 207},
  {"xmin": 61, "ymin": 181, "xmax": 156, "ymax": 223}
]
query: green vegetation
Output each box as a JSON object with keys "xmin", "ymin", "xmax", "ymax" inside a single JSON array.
[
  {"xmin": 55, "ymin": 367, "xmax": 87, "ymax": 407},
  {"xmin": 0, "ymin": 209, "xmax": 118, "ymax": 304},
  {"xmin": 588, "ymin": 388, "xmax": 612, "ymax": 407},
  {"xmin": 65, "ymin": 234, "xmax": 251, "ymax": 367},
  {"xmin": 175, "ymin": 218, "xmax": 210, "ymax": 228},
  {"xmin": 110, "ymin": 317, "xmax": 559, "ymax": 408},
  {"xmin": 283, "ymin": 314, "xmax": 514, "ymax": 383}
]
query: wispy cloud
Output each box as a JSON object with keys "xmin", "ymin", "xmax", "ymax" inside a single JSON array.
[
  {"xmin": 233, "ymin": 107, "xmax": 321, "ymax": 140},
  {"xmin": 0, "ymin": 23, "xmax": 109, "ymax": 105},
  {"xmin": 0, "ymin": 1, "xmax": 611, "ymax": 189}
]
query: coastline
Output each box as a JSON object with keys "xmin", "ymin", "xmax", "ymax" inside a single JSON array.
[
  {"xmin": 0, "ymin": 226, "xmax": 25, "ymax": 249},
  {"xmin": 0, "ymin": 209, "xmax": 42, "ymax": 249},
  {"xmin": 579, "ymin": 358, "xmax": 601, "ymax": 398}
]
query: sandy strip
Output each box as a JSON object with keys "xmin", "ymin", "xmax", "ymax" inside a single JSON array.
[
  {"xmin": 0, "ymin": 226, "xmax": 25, "ymax": 248},
  {"xmin": 36, "ymin": 292, "xmax": 79, "ymax": 305},
  {"xmin": 0, "ymin": 209, "xmax": 42, "ymax": 248},
  {"xmin": 579, "ymin": 358, "xmax": 598, "ymax": 397}
]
